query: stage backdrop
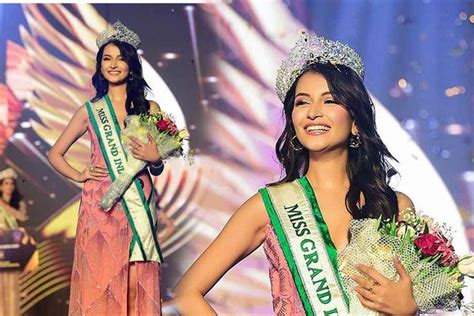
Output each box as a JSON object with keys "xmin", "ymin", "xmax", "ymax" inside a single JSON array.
[{"xmin": 0, "ymin": 1, "xmax": 472, "ymax": 314}]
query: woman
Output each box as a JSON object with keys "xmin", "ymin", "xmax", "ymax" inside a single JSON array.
[
  {"xmin": 175, "ymin": 33, "xmax": 418, "ymax": 315},
  {"xmin": 0, "ymin": 168, "xmax": 28, "ymax": 232},
  {"xmin": 48, "ymin": 21, "xmax": 164, "ymax": 316}
]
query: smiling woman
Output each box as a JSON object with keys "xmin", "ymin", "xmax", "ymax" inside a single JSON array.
[
  {"xmin": 292, "ymin": 72, "xmax": 355, "ymax": 155},
  {"xmin": 0, "ymin": 168, "xmax": 28, "ymax": 231},
  {"xmin": 101, "ymin": 44, "xmax": 130, "ymax": 84},
  {"xmin": 174, "ymin": 33, "xmax": 418, "ymax": 316},
  {"xmin": 47, "ymin": 21, "xmax": 165, "ymax": 316}
]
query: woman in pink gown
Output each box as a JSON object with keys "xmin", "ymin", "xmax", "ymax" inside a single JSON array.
[{"xmin": 48, "ymin": 22, "xmax": 164, "ymax": 315}]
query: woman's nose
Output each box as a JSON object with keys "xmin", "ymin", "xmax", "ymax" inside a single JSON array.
[{"xmin": 307, "ymin": 102, "xmax": 323, "ymax": 120}]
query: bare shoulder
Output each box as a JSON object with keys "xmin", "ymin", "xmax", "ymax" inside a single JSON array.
[
  {"xmin": 396, "ymin": 191, "xmax": 414, "ymax": 208},
  {"xmin": 395, "ymin": 191, "xmax": 415, "ymax": 219},
  {"xmin": 75, "ymin": 103, "xmax": 88, "ymax": 115},
  {"xmin": 71, "ymin": 103, "xmax": 89, "ymax": 124},
  {"xmin": 232, "ymin": 192, "xmax": 269, "ymax": 229},
  {"xmin": 148, "ymin": 100, "xmax": 161, "ymax": 113}
]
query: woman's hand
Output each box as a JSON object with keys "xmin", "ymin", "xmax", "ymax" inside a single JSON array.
[
  {"xmin": 352, "ymin": 257, "xmax": 417, "ymax": 315},
  {"xmin": 128, "ymin": 134, "xmax": 161, "ymax": 163},
  {"xmin": 77, "ymin": 164, "xmax": 109, "ymax": 183}
]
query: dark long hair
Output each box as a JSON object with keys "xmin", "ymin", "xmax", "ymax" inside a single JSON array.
[
  {"xmin": 91, "ymin": 40, "xmax": 151, "ymax": 115},
  {"xmin": 0, "ymin": 178, "xmax": 23, "ymax": 209},
  {"xmin": 273, "ymin": 62, "xmax": 399, "ymax": 220}
]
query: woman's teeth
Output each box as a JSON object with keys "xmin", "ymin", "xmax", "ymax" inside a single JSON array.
[{"xmin": 306, "ymin": 125, "xmax": 330, "ymax": 132}]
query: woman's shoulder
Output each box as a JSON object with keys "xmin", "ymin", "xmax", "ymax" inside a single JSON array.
[
  {"xmin": 242, "ymin": 192, "xmax": 267, "ymax": 213},
  {"xmin": 148, "ymin": 100, "xmax": 161, "ymax": 113},
  {"xmin": 395, "ymin": 191, "xmax": 414, "ymax": 208},
  {"xmin": 234, "ymin": 192, "xmax": 269, "ymax": 227},
  {"xmin": 70, "ymin": 103, "xmax": 89, "ymax": 121},
  {"xmin": 395, "ymin": 191, "xmax": 415, "ymax": 219}
]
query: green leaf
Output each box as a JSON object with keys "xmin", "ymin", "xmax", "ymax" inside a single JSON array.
[{"xmin": 423, "ymin": 224, "xmax": 429, "ymax": 234}]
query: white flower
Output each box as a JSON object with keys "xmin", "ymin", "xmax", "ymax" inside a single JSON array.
[
  {"xmin": 421, "ymin": 215, "xmax": 434, "ymax": 226},
  {"xmin": 396, "ymin": 223, "xmax": 416, "ymax": 239},
  {"xmin": 458, "ymin": 255, "xmax": 474, "ymax": 277}
]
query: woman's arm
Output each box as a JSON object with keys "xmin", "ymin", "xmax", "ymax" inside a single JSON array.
[
  {"xmin": 174, "ymin": 193, "xmax": 269, "ymax": 315},
  {"xmin": 19, "ymin": 200, "xmax": 27, "ymax": 214},
  {"xmin": 47, "ymin": 105, "xmax": 108, "ymax": 182}
]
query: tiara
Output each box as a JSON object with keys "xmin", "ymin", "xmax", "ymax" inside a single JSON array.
[
  {"xmin": 96, "ymin": 21, "xmax": 141, "ymax": 50},
  {"xmin": 0, "ymin": 168, "xmax": 17, "ymax": 181},
  {"xmin": 275, "ymin": 32, "xmax": 365, "ymax": 102}
]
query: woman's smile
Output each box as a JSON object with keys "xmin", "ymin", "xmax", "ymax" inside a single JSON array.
[
  {"xmin": 304, "ymin": 123, "xmax": 332, "ymax": 135},
  {"xmin": 292, "ymin": 71, "xmax": 354, "ymax": 152}
]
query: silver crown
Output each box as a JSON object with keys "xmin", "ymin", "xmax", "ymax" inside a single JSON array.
[
  {"xmin": 275, "ymin": 32, "xmax": 365, "ymax": 102},
  {"xmin": 96, "ymin": 21, "xmax": 141, "ymax": 50}
]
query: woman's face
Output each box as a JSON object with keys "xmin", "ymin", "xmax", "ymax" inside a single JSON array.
[
  {"xmin": 100, "ymin": 43, "xmax": 130, "ymax": 85},
  {"xmin": 1, "ymin": 178, "xmax": 15, "ymax": 195},
  {"xmin": 291, "ymin": 71, "xmax": 357, "ymax": 153}
]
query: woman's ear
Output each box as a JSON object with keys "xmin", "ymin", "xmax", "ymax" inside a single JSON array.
[{"xmin": 351, "ymin": 122, "xmax": 359, "ymax": 135}]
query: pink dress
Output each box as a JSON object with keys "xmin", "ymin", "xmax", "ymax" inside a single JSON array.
[
  {"xmin": 263, "ymin": 224, "xmax": 305, "ymax": 315},
  {"xmin": 68, "ymin": 118, "xmax": 161, "ymax": 315}
]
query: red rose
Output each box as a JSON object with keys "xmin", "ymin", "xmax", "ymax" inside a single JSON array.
[
  {"xmin": 414, "ymin": 233, "xmax": 459, "ymax": 267},
  {"xmin": 414, "ymin": 233, "xmax": 440, "ymax": 256},
  {"xmin": 157, "ymin": 119, "xmax": 171, "ymax": 131}
]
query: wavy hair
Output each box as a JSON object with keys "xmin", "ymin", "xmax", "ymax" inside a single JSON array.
[
  {"xmin": 91, "ymin": 40, "xmax": 151, "ymax": 115},
  {"xmin": 272, "ymin": 62, "xmax": 399, "ymax": 220}
]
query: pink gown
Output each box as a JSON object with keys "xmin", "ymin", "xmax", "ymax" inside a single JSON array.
[
  {"xmin": 263, "ymin": 224, "xmax": 305, "ymax": 315},
  {"xmin": 68, "ymin": 117, "xmax": 161, "ymax": 315}
]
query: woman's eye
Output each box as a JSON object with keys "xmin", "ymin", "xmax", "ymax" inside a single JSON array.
[
  {"xmin": 295, "ymin": 100, "xmax": 309, "ymax": 106},
  {"xmin": 324, "ymin": 99, "xmax": 337, "ymax": 104}
]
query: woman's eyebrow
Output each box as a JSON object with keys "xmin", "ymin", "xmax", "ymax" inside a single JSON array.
[{"xmin": 295, "ymin": 92, "xmax": 311, "ymax": 98}]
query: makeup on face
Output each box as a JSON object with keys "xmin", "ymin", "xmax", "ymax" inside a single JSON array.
[
  {"xmin": 291, "ymin": 72, "xmax": 354, "ymax": 151},
  {"xmin": 101, "ymin": 44, "xmax": 130, "ymax": 83}
]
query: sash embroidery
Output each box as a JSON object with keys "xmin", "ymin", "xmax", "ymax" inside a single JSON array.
[
  {"xmin": 260, "ymin": 177, "xmax": 349, "ymax": 315},
  {"xmin": 86, "ymin": 96, "xmax": 163, "ymax": 263}
]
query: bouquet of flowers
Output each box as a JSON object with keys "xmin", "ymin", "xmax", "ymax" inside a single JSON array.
[
  {"xmin": 338, "ymin": 210, "xmax": 473, "ymax": 315},
  {"xmin": 99, "ymin": 111, "xmax": 190, "ymax": 211}
]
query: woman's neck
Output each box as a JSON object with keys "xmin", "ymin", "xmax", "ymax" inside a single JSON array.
[
  {"xmin": 2, "ymin": 193, "xmax": 12, "ymax": 204},
  {"xmin": 305, "ymin": 149, "xmax": 350, "ymax": 190},
  {"xmin": 107, "ymin": 83, "xmax": 127, "ymax": 103}
]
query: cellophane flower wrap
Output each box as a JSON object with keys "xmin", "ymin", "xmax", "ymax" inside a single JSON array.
[
  {"xmin": 99, "ymin": 112, "xmax": 190, "ymax": 211},
  {"xmin": 338, "ymin": 210, "xmax": 473, "ymax": 315}
]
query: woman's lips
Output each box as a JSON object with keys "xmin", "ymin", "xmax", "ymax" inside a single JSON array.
[{"xmin": 304, "ymin": 124, "xmax": 331, "ymax": 135}]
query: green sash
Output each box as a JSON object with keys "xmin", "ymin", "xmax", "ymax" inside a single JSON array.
[
  {"xmin": 0, "ymin": 206, "xmax": 18, "ymax": 230},
  {"xmin": 259, "ymin": 176, "xmax": 349, "ymax": 315},
  {"xmin": 86, "ymin": 95, "xmax": 163, "ymax": 263}
]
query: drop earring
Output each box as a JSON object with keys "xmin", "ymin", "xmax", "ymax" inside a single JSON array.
[
  {"xmin": 349, "ymin": 134, "xmax": 361, "ymax": 148},
  {"xmin": 289, "ymin": 135, "xmax": 303, "ymax": 151}
]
